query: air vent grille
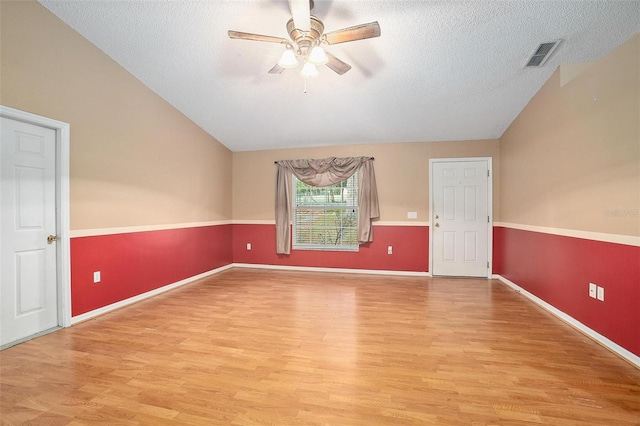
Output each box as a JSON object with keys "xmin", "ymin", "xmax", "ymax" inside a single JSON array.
[{"xmin": 525, "ymin": 40, "xmax": 561, "ymax": 68}]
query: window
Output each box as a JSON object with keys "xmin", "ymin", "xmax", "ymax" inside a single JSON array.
[{"xmin": 293, "ymin": 174, "xmax": 358, "ymax": 251}]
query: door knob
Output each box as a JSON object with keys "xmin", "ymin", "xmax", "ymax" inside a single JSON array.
[
  {"xmin": 47, "ymin": 235, "xmax": 58, "ymax": 244},
  {"xmin": 434, "ymin": 223, "xmax": 440, "ymax": 228}
]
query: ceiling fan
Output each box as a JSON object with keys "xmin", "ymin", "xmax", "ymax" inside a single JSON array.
[{"xmin": 228, "ymin": 0, "xmax": 381, "ymax": 78}]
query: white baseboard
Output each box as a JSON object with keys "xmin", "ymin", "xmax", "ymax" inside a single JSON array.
[
  {"xmin": 232, "ymin": 263, "xmax": 431, "ymax": 277},
  {"xmin": 495, "ymin": 274, "xmax": 640, "ymax": 369},
  {"xmin": 70, "ymin": 264, "xmax": 234, "ymax": 324}
]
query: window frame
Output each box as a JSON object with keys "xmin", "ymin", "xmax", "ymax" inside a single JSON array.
[{"xmin": 291, "ymin": 174, "xmax": 359, "ymax": 252}]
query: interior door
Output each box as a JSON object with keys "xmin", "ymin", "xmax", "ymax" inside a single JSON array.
[
  {"xmin": 431, "ymin": 159, "xmax": 490, "ymax": 277},
  {"xmin": 1, "ymin": 117, "xmax": 59, "ymax": 346}
]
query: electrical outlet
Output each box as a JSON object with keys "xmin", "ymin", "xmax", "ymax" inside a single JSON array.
[
  {"xmin": 93, "ymin": 271, "xmax": 101, "ymax": 283},
  {"xmin": 407, "ymin": 211, "xmax": 418, "ymax": 219},
  {"xmin": 387, "ymin": 246, "xmax": 393, "ymax": 255},
  {"xmin": 246, "ymin": 243, "xmax": 252, "ymax": 250},
  {"xmin": 597, "ymin": 286, "xmax": 605, "ymax": 301},
  {"xmin": 589, "ymin": 283, "xmax": 597, "ymax": 299}
]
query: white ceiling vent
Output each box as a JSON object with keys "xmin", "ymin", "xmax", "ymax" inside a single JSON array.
[{"xmin": 524, "ymin": 40, "xmax": 561, "ymax": 68}]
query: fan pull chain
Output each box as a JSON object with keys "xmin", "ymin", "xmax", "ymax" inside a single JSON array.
[{"xmin": 303, "ymin": 78, "xmax": 308, "ymax": 93}]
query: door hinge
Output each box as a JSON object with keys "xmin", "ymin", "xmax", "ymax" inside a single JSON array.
[
  {"xmin": 487, "ymin": 261, "xmax": 490, "ymax": 268},
  {"xmin": 487, "ymin": 216, "xmax": 490, "ymax": 223},
  {"xmin": 487, "ymin": 170, "xmax": 490, "ymax": 177}
]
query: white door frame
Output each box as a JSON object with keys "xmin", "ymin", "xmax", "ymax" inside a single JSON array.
[
  {"xmin": 1, "ymin": 105, "xmax": 71, "ymax": 328},
  {"xmin": 429, "ymin": 157, "xmax": 493, "ymax": 277}
]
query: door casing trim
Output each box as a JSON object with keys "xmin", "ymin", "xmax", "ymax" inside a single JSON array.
[
  {"xmin": 1, "ymin": 105, "xmax": 71, "ymax": 328},
  {"xmin": 429, "ymin": 157, "xmax": 493, "ymax": 277}
]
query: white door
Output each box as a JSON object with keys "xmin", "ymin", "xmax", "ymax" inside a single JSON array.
[
  {"xmin": 431, "ymin": 159, "xmax": 491, "ymax": 277},
  {"xmin": 1, "ymin": 117, "xmax": 59, "ymax": 346}
]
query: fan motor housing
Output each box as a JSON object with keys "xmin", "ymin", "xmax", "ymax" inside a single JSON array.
[{"xmin": 287, "ymin": 16, "xmax": 324, "ymax": 53}]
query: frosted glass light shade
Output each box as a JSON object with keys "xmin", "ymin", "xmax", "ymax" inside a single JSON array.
[
  {"xmin": 300, "ymin": 62, "xmax": 319, "ymax": 78},
  {"xmin": 309, "ymin": 46, "xmax": 329, "ymax": 65},
  {"xmin": 278, "ymin": 49, "xmax": 299, "ymax": 69}
]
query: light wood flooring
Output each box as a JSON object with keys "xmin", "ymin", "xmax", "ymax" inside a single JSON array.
[{"xmin": 1, "ymin": 268, "xmax": 639, "ymax": 425}]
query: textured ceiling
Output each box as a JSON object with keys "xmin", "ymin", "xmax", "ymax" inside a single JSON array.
[{"xmin": 39, "ymin": 1, "xmax": 639, "ymax": 152}]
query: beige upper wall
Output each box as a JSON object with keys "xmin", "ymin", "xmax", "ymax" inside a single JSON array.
[
  {"xmin": 1, "ymin": 1, "xmax": 232, "ymax": 230},
  {"xmin": 11, "ymin": 0, "xmax": 632, "ymax": 235},
  {"xmin": 233, "ymin": 140, "xmax": 500, "ymax": 223},
  {"xmin": 500, "ymin": 34, "xmax": 639, "ymax": 236}
]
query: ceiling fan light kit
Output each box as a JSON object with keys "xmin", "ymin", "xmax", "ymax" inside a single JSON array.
[
  {"xmin": 228, "ymin": 0, "xmax": 380, "ymax": 83},
  {"xmin": 278, "ymin": 48, "xmax": 299, "ymax": 69},
  {"xmin": 300, "ymin": 62, "xmax": 319, "ymax": 79},
  {"xmin": 309, "ymin": 46, "xmax": 329, "ymax": 65}
]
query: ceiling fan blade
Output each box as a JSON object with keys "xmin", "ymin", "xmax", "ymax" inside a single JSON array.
[
  {"xmin": 228, "ymin": 30, "xmax": 288, "ymax": 44},
  {"xmin": 268, "ymin": 64, "xmax": 285, "ymax": 74},
  {"xmin": 324, "ymin": 21, "xmax": 381, "ymax": 45},
  {"xmin": 325, "ymin": 52, "xmax": 352, "ymax": 75},
  {"xmin": 288, "ymin": 0, "xmax": 310, "ymax": 31}
]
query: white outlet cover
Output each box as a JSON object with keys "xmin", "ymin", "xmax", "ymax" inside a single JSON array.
[
  {"xmin": 246, "ymin": 243, "xmax": 252, "ymax": 250},
  {"xmin": 589, "ymin": 283, "xmax": 597, "ymax": 298},
  {"xmin": 597, "ymin": 286, "xmax": 605, "ymax": 301},
  {"xmin": 407, "ymin": 211, "xmax": 418, "ymax": 219},
  {"xmin": 387, "ymin": 246, "xmax": 393, "ymax": 254},
  {"xmin": 93, "ymin": 271, "xmax": 101, "ymax": 283}
]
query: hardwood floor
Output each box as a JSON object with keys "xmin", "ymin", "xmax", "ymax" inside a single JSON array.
[{"xmin": 1, "ymin": 268, "xmax": 639, "ymax": 425}]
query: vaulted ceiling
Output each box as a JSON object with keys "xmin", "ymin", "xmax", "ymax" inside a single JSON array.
[{"xmin": 39, "ymin": 1, "xmax": 640, "ymax": 152}]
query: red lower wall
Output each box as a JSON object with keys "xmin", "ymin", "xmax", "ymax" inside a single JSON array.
[
  {"xmin": 70, "ymin": 225, "xmax": 232, "ymax": 317},
  {"xmin": 232, "ymin": 224, "xmax": 429, "ymax": 273},
  {"xmin": 70, "ymin": 222, "xmax": 638, "ymax": 359},
  {"xmin": 494, "ymin": 226, "xmax": 640, "ymax": 357}
]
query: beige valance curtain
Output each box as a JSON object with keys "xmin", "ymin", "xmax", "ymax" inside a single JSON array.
[{"xmin": 275, "ymin": 156, "xmax": 379, "ymax": 255}]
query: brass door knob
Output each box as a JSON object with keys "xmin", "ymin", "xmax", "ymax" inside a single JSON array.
[
  {"xmin": 47, "ymin": 235, "xmax": 58, "ymax": 244},
  {"xmin": 434, "ymin": 223, "xmax": 440, "ymax": 228}
]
